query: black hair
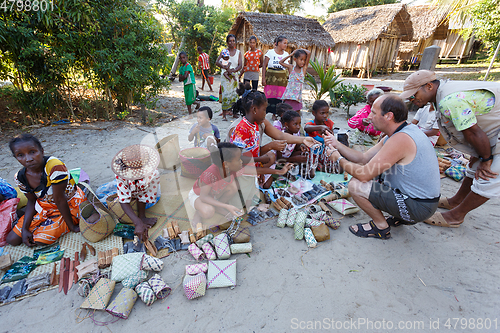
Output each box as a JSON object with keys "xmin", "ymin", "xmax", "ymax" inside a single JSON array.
[
  {"xmin": 312, "ymin": 100, "xmax": 329, "ymax": 113},
  {"xmin": 211, "ymin": 142, "xmax": 241, "ymax": 168},
  {"xmin": 178, "ymin": 51, "xmax": 187, "ymax": 58},
  {"xmin": 380, "ymin": 94, "xmax": 408, "ymax": 123},
  {"xmin": 197, "ymin": 46, "xmax": 203, "ymax": 52},
  {"xmin": 293, "ymin": 49, "xmax": 307, "ymax": 59},
  {"xmin": 198, "ymin": 106, "xmax": 213, "ymax": 120},
  {"xmin": 281, "ymin": 110, "xmax": 300, "ymax": 125},
  {"xmin": 236, "ymin": 82, "xmax": 251, "ymax": 96},
  {"xmin": 242, "ymin": 90, "xmax": 267, "ymax": 115},
  {"xmin": 9, "ymin": 133, "xmax": 43, "ymax": 155},
  {"xmin": 276, "ymin": 102, "xmax": 293, "ymax": 117},
  {"xmin": 249, "ymin": 35, "xmax": 257, "ymax": 42},
  {"xmin": 226, "ymin": 34, "xmax": 236, "ymax": 43},
  {"xmin": 274, "ymin": 35, "xmax": 287, "ymax": 45}
]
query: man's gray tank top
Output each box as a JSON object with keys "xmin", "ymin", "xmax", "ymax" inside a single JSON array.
[{"xmin": 383, "ymin": 124, "xmax": 440, "ymax": 199}]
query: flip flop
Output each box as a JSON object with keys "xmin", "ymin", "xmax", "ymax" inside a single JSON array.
[
  {"xmin": 438, "ymin": 197, "xmax": 454, "ymax": 210},
  {"xmin": 424, "ymin": 212, "xmax": 463, "ymax": 228}
]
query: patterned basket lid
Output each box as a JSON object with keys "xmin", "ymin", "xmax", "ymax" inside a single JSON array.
[{"xmin": 111, "ymin": 144, "xmax": 160, "ymax": 181}]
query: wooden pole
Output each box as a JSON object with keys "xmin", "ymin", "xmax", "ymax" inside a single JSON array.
[
  {"xmin": 484, "ymin": 41, "xmax": 500, "ymax": 81},
  {"xmin": 169, "ymin": 36, "xmax": 186, "ymax": 78}
]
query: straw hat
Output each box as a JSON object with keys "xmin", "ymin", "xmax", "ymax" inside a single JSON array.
[{"xmin": 111, "ymin": 144, "xmax": 160, "ymax": 181}]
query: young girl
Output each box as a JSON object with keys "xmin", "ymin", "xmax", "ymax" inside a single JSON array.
[
  {"xmin": 189, "ymin": 142, "xmax": 243, "ymax": 230},
  {"xmin": 305, "ymin": 100, "xmax": 334, "ymax": 145},
  {"xmin": 111, "ymin": 144, "xmax": 160, "ymax": 242},
  {"xmin": 262, "ymin": 36, "xmax": 289, "ymax": 118},
  {"xmin": 273, "ymin": 102, "xmax": 294, "ymax": 131},
  {"xmin": 277, "ymin": 111, "xmax": 308, "ymax": 164},
  {"xmin": 178, "ymin": 51, "xmax": 200, "ymax": 116},
  {"xmin": 230, "ymin": 90, "xmax": 294, "ymax": 190},
  {"xmin": 241, "ymin": 36, "xmax": 263, "ymax": 90},
  {"xmin": 6, "ymin": 134, "xmax": 86, "ymax": 246},
  {"xmin": 279, "ymin": 49, "xmax": 311, "ymax": 113}
]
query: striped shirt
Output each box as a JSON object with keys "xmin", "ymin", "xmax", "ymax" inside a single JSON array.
[{"xmin": 198, "ymin": 53, "xmax": 210, "ymax": 70}]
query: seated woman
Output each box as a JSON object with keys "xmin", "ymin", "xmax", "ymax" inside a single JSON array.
[
  {"xmin": 6, "ymin": 134, "xmax": 85, "ymax": 246},
  {"xmin": 347, "ymin": 88, "xmax": 383, "ymax": 145},
  {"xmin": 189, "ymin": 142, "xmax": 243, "ymax": 229}
]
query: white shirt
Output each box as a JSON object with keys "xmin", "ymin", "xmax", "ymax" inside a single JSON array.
[
  {"xmin": 265, "ymin": 49, "xmax": 289, "ymax": 70},
  {"xmin": 414, "ymin": 103, "xmax": 439, "ymax": 145}
]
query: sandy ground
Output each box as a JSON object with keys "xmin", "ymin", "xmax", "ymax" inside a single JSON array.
[{"xmin": 0, "ymin": 74, "xmax": 499, "ymax": 333}]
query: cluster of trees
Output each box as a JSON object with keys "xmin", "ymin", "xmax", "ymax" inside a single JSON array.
[{"xmin": 0, "ymin": 0, "xmax": 170, "ymax": 118}]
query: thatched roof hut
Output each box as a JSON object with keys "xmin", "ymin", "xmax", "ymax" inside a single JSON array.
[
  {"xmin": 323, "ymin": 4, "xmax": 413, "ymax": 77},
  {"xmin": 228, "ymin": 12, "xmax": 335, "ymax": 68},
  {"xmin": 397, "ymin": 5, "xmax": 448, "ymax": 66},
  {"xmin": 432, "ymin": 18, "xmax": 476, "ymax": 63}
]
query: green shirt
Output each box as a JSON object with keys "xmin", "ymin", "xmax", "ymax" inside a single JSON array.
[
  {"xmin": 438, "ymin": 90, "xmax": 495, "ymax": 131},
  {"xmin": 179, "ymin": 63, "xmax": 195, "ymax": 86}
]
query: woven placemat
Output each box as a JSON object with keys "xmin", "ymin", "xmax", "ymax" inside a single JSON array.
[{"xmin": 0, "ymin": 232, "xmax": 123, "ymax": 305}]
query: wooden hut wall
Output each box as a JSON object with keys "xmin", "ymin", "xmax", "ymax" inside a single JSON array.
[
  {"xmin": 433, "ymin": 30, "xmax": 475, "ymax": 60},
  {"xmin": 330, "ymin": 38, "xmax": 399, "ymax": 75}
]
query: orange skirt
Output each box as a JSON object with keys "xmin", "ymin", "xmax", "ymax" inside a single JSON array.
[{"xmin": 13, "ymin": 187, "xmax": 86, "ymax": 244}]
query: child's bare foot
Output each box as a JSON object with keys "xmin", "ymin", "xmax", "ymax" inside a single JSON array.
[
  {"xmin": 209, "ymin": 89, "xmax": 214, "ymax": 92},
  {"xmin": 141, "ymin": 217, "xmax": 157, "ymax": 227}
]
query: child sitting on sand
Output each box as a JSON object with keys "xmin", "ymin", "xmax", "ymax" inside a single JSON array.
[
  {"xmin": 111, "ymin": 144, "xmax": 161, "ymax": 242},
  {"xmin": 189, "ymin": 142, "xmax": 243, "ymax": 231},
  {"xmin": 6, "ymin": 134, "xmax": 86, "ymax": 246},
  {"xmin": 305, "ymin": 100, "xmax": 334, "ymax": 145},
  {"xmin": 188, "ymin": 106, "xmax": 220, "ymax": 150},
  {"xmin": 411, "ymin": 103, "xmax": 440, "ymax": 146},
  {"xmin": 273, "ymin": 102, "xmax": 294, "ymax": 131}
]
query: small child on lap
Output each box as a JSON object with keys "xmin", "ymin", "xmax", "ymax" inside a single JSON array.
[{"xmin": 111, "ymin": 144, "xmax": 160, "ymax": 242}]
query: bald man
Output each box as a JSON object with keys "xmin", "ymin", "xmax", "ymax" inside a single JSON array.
[
  {"xmin": 324, "ymin": 94, "xmax": 440, "ymax": 239},
  {"xmin": 401, "ymin": 70, "xmax": 500, "ymax": 227}
]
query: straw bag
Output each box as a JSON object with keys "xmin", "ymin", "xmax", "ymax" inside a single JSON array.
[
  {"xmin": 179, "ymin": 147, "xmax": 211, "ymax": 179},
  {"xmin": 106, "ymin": 193, "xmax": 137, "ymax": 225},
  {"xmin": 79, "ymin": 182, "xmax": 118, "ymax": 243},
  {"xmin": 156, "ymin": 134, "xmax": 180, "ymax": 170}
]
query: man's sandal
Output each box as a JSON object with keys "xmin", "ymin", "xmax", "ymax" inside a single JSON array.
[
  {"xmin": 424, "ymin": 212, "xmax": 463, "ymax": 228},
  {"xmin": 438, "ymin": 197, "xmax": 455, "ymax": 210},
  {"xmin": 386, "ymin": 216, "xmax": 415, "ymax": 227},
  {"xmin": 349, "ymin": 220, "xmax": 391, "ymax": 239}
]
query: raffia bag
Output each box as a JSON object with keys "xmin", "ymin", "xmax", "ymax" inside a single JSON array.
[
  {"xmin": 79, "ymin": 182, "xmax": 118, "ymax": 242},
  {"xmin": 156, "ymin": 134, "xmax": 180, "ymax": 170},
  {"xmin": 106, "ymin": 193, "xmax": 138, "ymax": 225},
  {"xmin": 179, "ymin": 147, "xmax": 211, "ymax": 179}
]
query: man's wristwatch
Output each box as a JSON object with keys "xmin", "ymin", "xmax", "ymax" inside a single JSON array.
[{"xmin": 479, "ymin": 155, "xmax": 493, "ymax": 162}]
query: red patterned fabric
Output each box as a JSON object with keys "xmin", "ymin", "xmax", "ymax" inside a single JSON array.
[
  {"xmin": 198, "ymin": 53, "xmax": 210, "ymax": 70},
  {"xmin": 192, "ymin": 164, "xmax": 234, "ymax": 196},
  {"xmin": 244, "ymin": 49, "xmax": 262, "ymax": 72}
]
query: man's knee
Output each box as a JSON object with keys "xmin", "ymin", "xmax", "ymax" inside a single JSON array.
[{"xmin": 348, "ymin": 178, "xmax": 371, "ymax": 199}]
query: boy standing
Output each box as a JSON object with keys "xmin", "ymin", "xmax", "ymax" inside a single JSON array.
[
  {"xmin": 179, "ymin": 51, "xmax": 200, "ymax": 116},
  {"xmin": 197, "ymin": 46, "xmax": 213, "ymax": 92}
]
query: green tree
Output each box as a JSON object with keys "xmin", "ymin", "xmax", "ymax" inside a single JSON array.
[
  {"xmin": 328, "ymin": 0, "xmax": 399, "ymax": 13},
  {"xmin": 157, "ymin": 0, "xmax": 234, "ymax": 73},
  {"xmin": 222, "ymin": 0, "xmax": 303, "ymax": 15},
  {"xmin": 0, "ymin": 0, "xmax": 169, "ymax": 118}
]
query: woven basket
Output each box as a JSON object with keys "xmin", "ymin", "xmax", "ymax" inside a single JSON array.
[
  {"xmin": 179, "ymin": 147, "xmax": 211, "ymax": 179},
  {"xmin": 156, "ymin": 134, "xmax": 180, "ymax": 170},
  {"xmin": 80, "ymin": 200, "xmax": 116, "ymax": 243},
  {"xmin": 106, "ymin": 194, "xmax": 138, "ymax": 225}
]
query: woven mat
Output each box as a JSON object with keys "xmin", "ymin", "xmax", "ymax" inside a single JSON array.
[{"xmin": 0, "ymin": 232, "xmax": 123, "ymax": 304}]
